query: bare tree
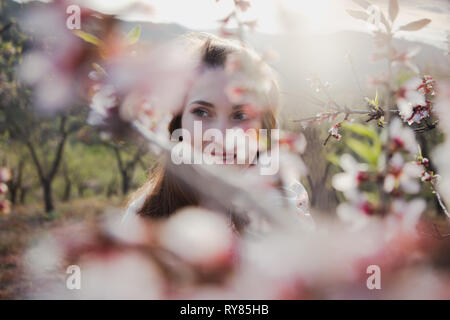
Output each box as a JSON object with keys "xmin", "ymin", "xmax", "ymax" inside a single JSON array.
[{"xmin": 106, "ymin": 142, "xmax": 147, "ymax": 195}]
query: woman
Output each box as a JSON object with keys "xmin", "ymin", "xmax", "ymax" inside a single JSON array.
[{"xmin": 123, "ymin": 34, "xmax": 313, "ymax": 233}]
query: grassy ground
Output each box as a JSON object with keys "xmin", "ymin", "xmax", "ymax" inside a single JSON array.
[{"xmin": 0, "ymin": 196, "xmax": 125, "ymax": 299}]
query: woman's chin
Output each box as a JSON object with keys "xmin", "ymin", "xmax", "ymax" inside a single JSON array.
[{"xmin": 202, "ymin": 153, "xmax": 251, "ymax": 168}]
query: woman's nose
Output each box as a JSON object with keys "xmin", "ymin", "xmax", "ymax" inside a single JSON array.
[
  {"xmin": 215, "ymin": 118, "xmax": 229, "ymax": 136},
  {"xmin": 210, "ymin": 118, "xmax": 235, "ymax": 151}
]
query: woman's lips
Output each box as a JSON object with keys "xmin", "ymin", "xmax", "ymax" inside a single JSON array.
[{"xmin": 210, "ymin": 151, "xmax": 236, "ymax": 160}]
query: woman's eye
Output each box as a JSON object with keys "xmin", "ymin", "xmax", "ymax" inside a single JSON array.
[
  {"xmin": 192, "ymin": 108, "xmax": 210, "ymax": 118},
  {"xmin": 233, "ymin": 112, "xmax": 249, "ymax": 121}
]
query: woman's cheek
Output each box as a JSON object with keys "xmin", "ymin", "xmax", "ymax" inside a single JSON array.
[
  {"xmin": 180, "ymin": 115, "xmax": 196, "ymax": 149},
  {"xmin": 240, "ymin": 119, "xmax": 262, "ymax": 132}
]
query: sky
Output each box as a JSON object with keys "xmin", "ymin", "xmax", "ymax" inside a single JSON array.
[{"xmin": 18, "ymin": 0, "xmax": 450, "ymax": 50}]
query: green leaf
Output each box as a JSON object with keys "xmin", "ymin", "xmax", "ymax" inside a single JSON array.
[
  {"xmin": 365, "ymin": 90, "xmax": 379, "ymax": 108},
  {"xmin": 373, "ymin": 138, "xmax": 382, "ymax": 159},
  {"xmin": 399, "ymin": 19, "xmax": 431, "ymax": 31},
  {"xmin": 126, "ymin": 26, "xmax": 141, "ymax": 45},
  {"xmin": 374, "ymin": 89, "xmax": 379, "ymax": 107},
  {"xmin": 366, "ymin": 192, "xmax": 379, "ymax": 203},
  {"xmin": 342, "ymin": 122, "xmax": 376, "ymax": 140},
  {"xmin": 365, "ymin": 97, "xmax": 375, "ymax": 107},
  {"xmin": 327, "ymin": 153, "xmax": 341, "ymax": 167},
  {"xmin": 73, "ymin": 30, "xmax": 101, "ymax": 46},
  {"xmin": 346, "ymin": 138, "xmax": 378, "ymax": 165}
]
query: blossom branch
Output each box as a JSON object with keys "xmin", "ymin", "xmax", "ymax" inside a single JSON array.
[
  {"xmin": 433, "ymin": 187, "xmax": 450, "ymax": 219},
  {"xmin": 292, "ymin": 106, "xmax": 399, "ymax": 126}
]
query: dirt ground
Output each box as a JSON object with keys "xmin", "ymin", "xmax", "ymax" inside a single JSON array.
[{"xmin": 0, "ymin": 197, "xmax": 124, "ymax": 299}]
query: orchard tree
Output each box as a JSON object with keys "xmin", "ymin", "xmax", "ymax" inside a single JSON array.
[
  {"xmin": 106, "ymin": 141, "xmax": 148, "ymax": 195},
  {"xmin": 0, "ymin": 139, "xmax": 31, "ymax": 205},
  {"xmin": 0, "ymin": 1, "xmax": 86, "ymax": 212},
  {"xmin": 77, "ymin": 127, "xmax": 150, "ymax": 196}
]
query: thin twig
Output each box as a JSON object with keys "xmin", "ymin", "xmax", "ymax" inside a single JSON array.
[
  {"xmin": 292, "ymin": 107, "xmax": 398, "ymax": 124},
  {"xmin": 431, "ymin": 183, "xmax": 450, "ymax": 219}
]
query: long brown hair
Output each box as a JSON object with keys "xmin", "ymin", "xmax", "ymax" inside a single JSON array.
[{"xmin": 129, "ymin": 34, "xmax": 280, "ymax": 226}]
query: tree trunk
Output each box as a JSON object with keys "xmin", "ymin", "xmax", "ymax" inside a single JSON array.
[
  {"xmin": 63, "ymin": 179, "xmax": 71, "ymax": 202},
  {"xmin": 106, "ymin": 179, "xmax": 117, "ymax": 198},
  {"xmin": 121, "ymin": 170, "xmax": 129, "ymax": 195},
  {"xmin": 19, "ymin": 187, "xmax": 27, "ymax": 204},
  {"xmin": 43, "ymin": 181, "xmax": 54, "ymax": 212},
  {"xmin": 7, "ymin": 159, "xmax": 24, "ymax": 205},
  {"xmin": 8, "ymin": 183, "xmax": 18, "ymax": 205},
  {"xmin": 78, "ymin": 184, "xmax": 85, "ymax": 197},
  {"xmin": 25, "ymin": 115, "xmax": 69, "ymax": 213}
]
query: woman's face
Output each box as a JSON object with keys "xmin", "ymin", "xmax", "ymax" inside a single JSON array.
[{"xmin": 181, "ymin": 67, "xmax": 263, "ymax": 166}]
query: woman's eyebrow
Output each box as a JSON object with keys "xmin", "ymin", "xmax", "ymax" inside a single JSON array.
[
  {"xmin": 232, "ymin": 104, "xmax": 246, "ymax": 110},
  {"xmin": 189, "ymin": 100, "xmax": 214, "ymax": 108}
]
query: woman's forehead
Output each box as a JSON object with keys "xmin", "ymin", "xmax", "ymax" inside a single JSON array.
[{"xmin": 186, "ymin": 68, "xmax": 233, "ymax": 106}]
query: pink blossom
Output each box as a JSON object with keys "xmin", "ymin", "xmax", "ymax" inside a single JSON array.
[
  {"xmin": 336, "ymin": 199, "xmax": 373, "ymax": 230},
  {"xmin": 0, "ymin": 168, "xmax": 11, "ymax": 182},
  {"xmin": 78, "ymin": 251, "xmax": 164, "ymax": 299},
  {"xmin": 406, "ymin": 101, "xmax": 432, "ymax": 125},
  {"xmin": 398, "ymin": 75, "xmax": 436, "ymax": 124},
  {"xmin": 433, "ymin": 81, "xmax": 450, "ymax": 133},
  {"xmin": 421, "ymin": 171, "xmax": 432, "ymax": 182},
  {"xmin": 0, "ymin": 183, "xmax": 8, "ymax": 195},
  {"xmin": 389, "ymin": 199, "xmax": 426, "ymax": 235},
  {"xmin": 160, "ymin": 207, "xmax": 237, "ymax": 270},
  {"xmin": 234, "ymin": 0, "xmax": 251, "ymax": 12},
  {"xmin": 397, "ymin": 77, "xmax": 427, "ymax": 123},
  {"xmin": 332, "ymin": 154, "xmax": 369, "ymax": 199},
  {"xmin": 392, "ymin": 47, "xmax": 421, "ymax": 74},
  {"xmin": 421, "ymin": 157, "xmax": 429, "ymax": 167},
  {"xmin": 91, "ymin": 85, "xmax": 118, "ymax": 117},
  {"xmin": 277, "ymin": 152, "xmax": 308, "ymax": 194},
  {"xmin": 418, "ymin": 75, "xmax": 436, "ymax": 96},
  {"xmin": 0, "ymin": 200, "xmax": 11, "ymax": 216},
  {"xmin": 328, "ymin": 123, "xmax": 342, "ymax": 140},
  {"xmin": 389, "ymin": 118, "xmax": 418, "ymax": 154},
  {"xmin": 431, "ymin": 81, "xmax": 450, "ymax": 214},
  {"xmin": 383, "ymin": 153, "xmax": 422, "ymax": 194},
  {"xmin": 222, "ymin": 51, "xmax": 275, "ymax": 109},
  {"xmin": 87, "ymin": 84, "xmax": 119, "ymax": 127},
  {"xmin": 18, "ymin": 3, "xmax": 97, "ymax": 111},
  {"xmin": 278, "ymin": 131, "xmax": 307, "ymax": 154}
]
